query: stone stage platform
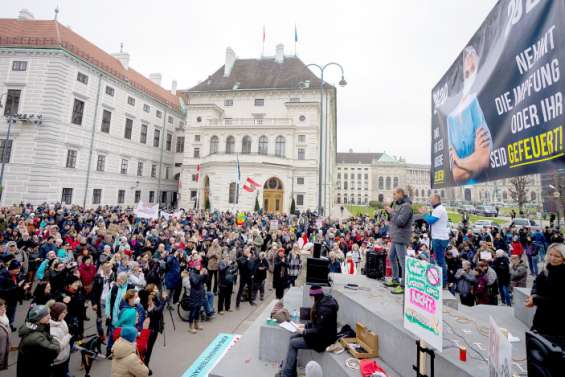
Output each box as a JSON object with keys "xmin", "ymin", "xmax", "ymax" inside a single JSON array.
[{"xmin": 210, "ymin": 273, "xmax": 530, "ymax": 377}]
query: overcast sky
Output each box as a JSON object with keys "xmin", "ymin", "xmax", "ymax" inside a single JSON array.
[{"xmin": 5, "ymin": 0, "xmax": 498, "ymax": 164}]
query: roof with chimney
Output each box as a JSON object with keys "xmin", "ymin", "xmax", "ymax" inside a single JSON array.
[
  {"xmin": 186, "ymin": 55, "xmax": 326, "ymax": 92},
  {"xmin": 0, "ymin": 17, "xmax": 180, "ymax": 112}
]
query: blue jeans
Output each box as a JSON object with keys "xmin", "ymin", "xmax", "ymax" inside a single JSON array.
[
  {"xmin": 499, "ymin": 282, "xmax": 512, "ymax": 306},
  {"xmin": 203, "ymin": 291, "xmax": 215, "ymax": 316},
  {"xmin": 432, "ymin": 239, "xmax": 449, "ymax": 286},
  {"xmin": 527, "ymin": 254, "xmax": 539, "ymax": 276},
  {"xmin": 283, "ymin": 334, "xmax": 308, "ymax": 377},
  {"xmin": 390, "ymin": 243, "xmax": 407, "ymax": 287}
]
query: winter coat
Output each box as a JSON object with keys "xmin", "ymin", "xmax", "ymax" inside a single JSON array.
[
  {"xmin": 510, "ymin": 261, "xmax": 528, "ymax": 288},
  {"xmin": 218, "ymin": 260, "xmax": 237, "ymax": 288},
  {"xmin": 389, "ymin": 197, "xmax": 413, "ymax": 245},
  {"xmin": 273, "ymin": 256, "xmax": 287, "ymax": 289},
  {"xmin": 0, "ymin": 268, "xmax": 23, "ymax": 306},
  {"xmin": 287, "ymin": 254, "xmax": 302, "ymax": 278},
  {"xmin": 492, "ymin": 256, "xmax": 511, "ymax": 286},
  {"xmin": 455, "ymin": 268, "xmax": 476, "ymax": 297},
  {"xmin": 206, "ymin": 245, "xmax": 221, "ymax": 271},
  {"xmin": 111, "ymin": 337, "xmax": 149, "ymax": 377},
  {"xmin": 128, "ymin": 272, "xmax": 146, "ymax": 291},
  {"xmin": 303, "ymin": 295, "xmax": 339, "ymax": 352},
  {"xmin": 164, "ymin": 255, "xmax": 181, "ymax": 289},
  {"xmin": 0, "ymin": 316, "xmax": 9, "ymax": 370},
  {"xmin": 188, "ymin": 271, "xmax": 206, "ymax": 309},
  {"xmin": 17, "ymin": 322, "xmax": 60, "ymax": 377},
  {"xmin": 50, "ymin": 319, "xmax": 72, "ymax": 365},
  {"xmin": 79, "ymin": 263, "xmax": 97, "ymax": 287},
  {"xmin": 531, "ymin": 264, "xmax": 565, "ymax": 337}
]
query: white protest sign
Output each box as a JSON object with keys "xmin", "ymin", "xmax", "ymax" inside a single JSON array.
[
  {"xmin": 403, "ymin": 256, "xmax": 443, "ymax": 351},
  {"xmin": 134, "ymin": 201, "xmax": 159, "ymax": 220},
  {"xmin": 270, "ymin": 220, "xmax": 279, "ymax": 230},
  {"xmin": 488, "ymin": 317, "xmax": 512, "ymax": 377}
]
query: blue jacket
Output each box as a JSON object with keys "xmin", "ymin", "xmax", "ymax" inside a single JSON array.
[{"xmin": 164, "ymin": 255, "xmax": 181, "ymax": 289}]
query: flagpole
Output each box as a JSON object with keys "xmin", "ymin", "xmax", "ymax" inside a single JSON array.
[{"xmin": 262, "ymin": 25, "xmax": 265, "ymax": 57}]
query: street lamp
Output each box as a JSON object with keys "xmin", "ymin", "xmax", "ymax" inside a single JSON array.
[{"xmin": 305, "ymin": 62, "xmax": 347, "ymax": 216}]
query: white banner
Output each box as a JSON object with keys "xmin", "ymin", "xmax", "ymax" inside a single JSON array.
[
  {"xmin": 134, "ymin": 201, "xmax": 159, "ymax": 220},
  {"xmin": 488, "ymin": 317, "xmax": 512, "ymax": 377}
]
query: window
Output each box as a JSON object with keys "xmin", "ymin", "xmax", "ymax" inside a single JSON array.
[
  {"xmin": 4, "ymin": 89, "xmax": 21, "ymax": 116},
  {"xmin": 166, "ymin": 133, "xmax": 172, "ymax": 151},
  {"xmin": 254, "ymin": 98, "xmax": 264, "ymax": 106},
  {"xmin": 143, "ymin": 104, "xmax": 150, "ymax": 113},
  {"xmin": 224, "ymin": 99, "xmax": 233, "ymax": 107},
  {"xmin": 134, "ymin": 190, "xmax": 141, "ymax": 203},
  {"xmin": 61, "ymin": 188, "xmax": 73, "ymax": 204},
  {"xmin": 190, "ymin": 190, "xmax": 197, "ymax": 200},
  {"xmin": 124, "ymin": 118, "xmax": 133, "ymax": 139},
  {"xmin": 105, "ymin": 86, "xmax": 115, "ymax": 96},
  {"xmin": 364, "ymin": 173, "xmax": 368, "ymax": 180},
  {"xmin": 393, "ymin": 177, "xmax": 399, "ymax": 188},
  {"xmin": 156, "ymin": 110, "xmax": 162, "ymax": 118},
  {"xmin": 192, "ymin": 174, "xmax": 198, "ymax": 182},
  {"xmin": 297, "ymin": 177, "xmax": 305, "ymax": 185},
  {"xmin": 137, "ymin": 161, "xmax": 143, "ymax": 176},
  {"xmin": 344, "ymin": 182, "xmax": 348, "ymax": 190},
  {"xmin": 96, "ymin": 155, "xmax": 105, "ymax": 172},
  {"xmin": 258, "ymin": 136, "xmax": 268, "ymax": 155},
  {"xmin": 176, "ymin": 136, "xmax": 185, "ymax": 153},
  {"xmin": 337, "ymin": 195, "xmax": 341, "ymax": 204},
  {"xmin": 151, "ymin": 164, "xmax": 157, "ymax": 178},
  {"xmin": 101, "ymin": 110, "xmax": 111, "ymax": 133},
  {"xmin": 120, "ymin": 159, "xmax": 128, "ymax": 175},
  {"xmin": 196, "ymin": 116, "xmax": 202, "ymax": 123},
  {"xmin": 298, "ymin": 135, "xmax": 306, "ymax": 143},
  {"xmin": 12, "ymin": 61, "xmax": 27, "ymax": 71},
  {"xmin": 71, "ymin": 98, "xmax": 84, "ymax": 125},
  {"xmin": 226, "ymin": 136, "xmax": 235, "ymax": 154},
  {"xmin": 385, "ymin": 177, "xmax": 391, "ymax": 190},
  {"xmin": 161, "ymin": 191, "xmax": 167, "ymax": 203},
  {"xmin": 297, "ymin": 148, "xmax": 305, "ymax": 160},
  {"xmin": 210, "ymin": 136, "xmax": 219, "ymax": 154},
  {"xmin": 168, "ymin": 116, "xmax": 173, "ymax": 124},
  {"xmin": 193, "ymin": 148, "xmax": 200, "ymax": 158},
  {"xmin": 127, "ymin": 96, "xmax": 135, "ymax": 106},
  {"xmin": 228, "ymin": 182, "xmax": 237, "ymax": 204},
  {"xmin": 194, "ymin": 135, "xmax": 200, "ymax": 142},
  {"xmin": 344, "ymin": 173, "xmax": 348, "ymax": 179},
  {"xmin": 290, "ymin": 97, "xmax": 300, "ymax": 102},
  {"xmin": 92, "ymin": 189, "xmax": 102, "ymax": 204},
  {"xmin": 0, "ymin": 140, "xmax": 13, "ymax": 163},
  {"xmin": 358, "ymin": 173, "xmax": 362, "ymax": 180},
  {"xmin": 140, "ymin": 124, "xmax": 148, "ymax": 144},
  {"xmin": 153, "ymin": 129, "xmax": 160, "ymax": 148},
  {"xmin": 378, "ymin": 177, "xmax": 384, "ymax": 189},
  {"xmin": 531, "ymin": 191, "xmax": 536, "ymax": 201},
  {"xmin": 118, "ymin": 190, "xmax": 125, "ymax": 204},
  {"xmin": 242, "ymin": 136, "xmax": 251, "ymax": 154},
  {"xmin": 275, "ymin": 135, "xmax": 285, "ymax": 157},
  {"xmin": 149, "ymin": 191, "xmax": 155, "ymax": 203},
  {"xmin": 77, "ymin": 72, "xmax": 89, "ymax": 85},
  {"xmin": 175, "ymin": 163, "xmax": 182, "ymax": 167},
  {"xmin": 297, "ymin": 194, "xmax": 304, "ymax": 206},
  {"xmin": 66, "ymin": 150, "xmax": 77, "ymax": 168}
]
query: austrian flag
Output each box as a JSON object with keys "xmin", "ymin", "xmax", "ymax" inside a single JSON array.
[{"xmin": 243, "ymin": 177, "xmax": 261, "ymax": 192}]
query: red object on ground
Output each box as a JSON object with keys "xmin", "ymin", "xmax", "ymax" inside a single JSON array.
[
  {"xmin": 359, "ymin": 359, "xmax": 389, "ymax": 377},
  {"xmin": 459, "ymin": 346, "xmax": 467, "ymax": 362}
]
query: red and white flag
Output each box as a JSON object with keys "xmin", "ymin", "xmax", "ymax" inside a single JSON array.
[
  {"xmin": 243, "ymin": 185, "xmax": 254, "ymax": 192},
  {"xmin": 195, "ymin": 164, "xmax": 201, "ymax": 182},
  {"xmin": 246, "ymin": 177, "xmax": 261, "ymax": 189}
]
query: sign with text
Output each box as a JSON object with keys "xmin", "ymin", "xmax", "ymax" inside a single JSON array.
[
  {"xmin": 488, "ymin": 317, "xmax": 512, "ymax": 377},
  {"xmin": 403, "ymin": 257, "xmax": 443, "ymax": 351},
  {"xmin": 182, "ymin": 333, "xmax": 240, "ymax": 377},
  {"xmin": 134, "ymin": 201, "xmax": 159, "ymax": 220},
  {"xmin": 431, "ymin": 0, "xmax": 565, "ymax": 188}
]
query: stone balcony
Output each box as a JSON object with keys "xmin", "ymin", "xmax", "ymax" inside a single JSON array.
[
  {"xmin": 185, "ymin": 151, "xmax": 317, "ymax": 168},
  {"xmin": 202, "ymin": 117, "xmax": 294, "ymax": 128}
]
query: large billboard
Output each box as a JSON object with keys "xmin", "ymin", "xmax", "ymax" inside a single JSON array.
[{"xmin": 431, "ymin": 0, "xmax": 565, "ymax": 188}]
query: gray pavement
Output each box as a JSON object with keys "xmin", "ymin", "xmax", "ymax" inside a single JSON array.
[{"xmin": 0, "ymin": 286, "xmax": 276, "ymax": 377}]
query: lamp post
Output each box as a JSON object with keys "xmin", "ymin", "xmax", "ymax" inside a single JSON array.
[{"xmin": 305, "ymin": 63, "xmax": 347, "ymax": 216}]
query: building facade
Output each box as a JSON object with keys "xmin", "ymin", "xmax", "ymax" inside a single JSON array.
[
  {"xmin": 336, "ymin": 151, "xmax": 542, "ymax": 207},
  {"xmin": 178, "ymin": 45, "xmax": 338, "ymax": 214},
  {"xmin": 0, "ymin": 12, "xmax": 185, "ymax": 207}
]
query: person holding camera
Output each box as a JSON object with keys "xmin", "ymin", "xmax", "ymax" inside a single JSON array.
[{"xmin": 187, "ymin": 267, "xmax": 207, "ymax": 334}]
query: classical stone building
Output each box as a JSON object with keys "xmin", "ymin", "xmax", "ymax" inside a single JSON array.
[
  {"xmin": 336, "ymin": 151, "xmax": 542, "ymax": 207},
  {"xmin": 178, "ymin": 45, "xmax": 338, "ymax": 213},
  {"xmin": 0, "ymin": 11, "xmax": 185, "ymax": 207}
]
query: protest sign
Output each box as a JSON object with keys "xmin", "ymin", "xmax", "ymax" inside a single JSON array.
[
  {"xmin": 488, "ymin": 317, "xmax": 512, "ymax": 377},
  {"xmin": 403, "ymin": 257, "xmax": 443, "ymax": 351},
  {"xmin": 431, "ymin": 0, "xmax": 564, "ymax": 188},
  {"xmin": 134, "ymin": 201, "xmax": 159, "ymax": 220}
]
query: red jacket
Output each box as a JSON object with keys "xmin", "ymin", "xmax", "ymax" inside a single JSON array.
[
  {"xmin": 113, "ymin": 327, "xmax": 150, "ymax": 360},
  {"xmin": 511, "ymin": 241, "xmax": 524, "ymax": 256},
  {"xmin": 79, "ymin": 263, "xmax": 97, "ymax": 286}
]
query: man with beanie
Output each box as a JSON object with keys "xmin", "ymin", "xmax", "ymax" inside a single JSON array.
[
  {"xmin": 111, "ymin": 325, "xmax": 149, "ymax": 377},
  {"xmin": 278, "ymin": 286, "xmax": 338, "ymax": 377},
  {"xmin": 0, "ymin": 259, "xmax": 30, "ymax": 330},
  {"xmin": 17, "ymin": 305, "xmax": 60, "ymax": 377}
]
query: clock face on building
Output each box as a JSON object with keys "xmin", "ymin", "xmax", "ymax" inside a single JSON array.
[{"xmin": 267, "ymin": 178, "xmax": 280, "ymax": 190}]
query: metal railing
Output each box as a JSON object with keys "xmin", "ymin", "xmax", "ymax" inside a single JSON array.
[{"xmin": 207, "ymin": 118, "xmax": 292, "ymax": 127}]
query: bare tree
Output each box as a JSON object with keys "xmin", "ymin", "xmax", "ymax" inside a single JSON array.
[{"xmin": 508, "ymin": 176, "xmax": 531, "ymax": 211}]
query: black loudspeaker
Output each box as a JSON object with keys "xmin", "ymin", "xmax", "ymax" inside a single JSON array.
[
  {"xmin": 306, "ymin": 257, "xmax": 330, "ymax": 286},
  {"xmin": 313, "ymin": 243, "xmax": 321, "ymax": 258},
  {"xmin": 365, "ymin": 249, "xmax": 386, "ymax": 279},
  {"xmin": 526, "ymin": 331, "xmax": 565, "ymax": 377}
]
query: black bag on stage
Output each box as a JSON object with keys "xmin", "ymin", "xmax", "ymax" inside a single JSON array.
[{"xmin": 365, "ymin": 249, "xmax": 386, "ymax": 280}]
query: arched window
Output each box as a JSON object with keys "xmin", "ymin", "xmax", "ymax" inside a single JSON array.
[
  {"xmin": 258, "ymin": 135, "xmax": 268, "ymax": 155},
  {"xmin": 393, "ymin": 177, "xmax": 399, "ymax": 188},
  {"xmin": 228, "ymin": 182, "xmax": 237, "ymax": 204},
  {"xmin": 275, "ymin": 135, "xmax": 285, "ymax": 157},
  {"xmin": 210, "ymin": 135, "xmax": 219, "ymax": 154},
  {"xmin": 242, "ymin": 135, "xmax": 251, "ymax": 154},
  {"xmin": 226, "ymin": 135, "xmax": 235, "ymax": 154},
  {"xmin": 378, "ymin": 177, "xmax": 384, "ymax": 189},
  {"xmin": 385, "ymin": 177, "xmax": 391, "ymax": 190},
  {"xmin": 337, "ymin": 195, "xmax": 341, "ymax": 204},
  {"xmin": 530, "ymin": 191, "xmax": 536, "ymax": 201}
]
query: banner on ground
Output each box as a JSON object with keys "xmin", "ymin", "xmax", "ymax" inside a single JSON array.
[
  {"xmin": 403, "ymin": 257, "xmax": 443, "ymax": 351},
  {"xmin": 488, "ymin": 317, "xmax": 512, "ymax": 377},
  {"xmin": 431, "ymin": 0, "xmax": 565, "ymax": 188},
  {"xmin": 182, "ymin": 333, "xmax": 240, "ymax": 377},
  {"xmin": 134, "ymin": 201, "xmax": 159, "ymax": 220}
]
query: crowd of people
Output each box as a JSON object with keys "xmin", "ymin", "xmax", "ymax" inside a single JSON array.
[{"xmin": 0, "ymin": 193, "xmax": 561, "ymax": 377}]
